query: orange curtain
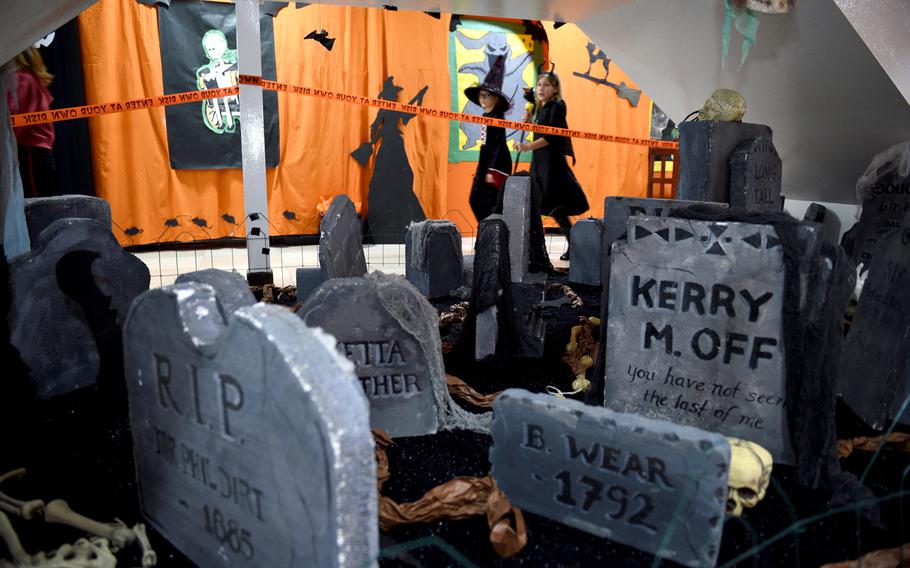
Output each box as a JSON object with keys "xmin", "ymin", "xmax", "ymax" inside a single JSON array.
[{"xmin": 78, "ymin": 2, "xmax": 650, "ymax": 246}]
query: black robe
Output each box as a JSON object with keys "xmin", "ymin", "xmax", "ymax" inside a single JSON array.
[
  {"xmin": 469, "ymin": 110, "xmax": 512, "ymax": 223},
  {"xmin": 531, "ymin": 99, "xmax": 589, "ymax": 217}
]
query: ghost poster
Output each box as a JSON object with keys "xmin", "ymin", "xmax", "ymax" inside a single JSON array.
[
  {"xmin": 158, "ymin": 1, "xmax": 282, "ymax": 169},
  {"xmin": 449, "ymin": 19, "xmax": 545, "ymax": 163}
]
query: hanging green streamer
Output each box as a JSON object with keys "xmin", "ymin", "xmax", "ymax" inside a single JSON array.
[{"xmin": 722, "ymin": 0, "xmax": 761, "ymax": 68}]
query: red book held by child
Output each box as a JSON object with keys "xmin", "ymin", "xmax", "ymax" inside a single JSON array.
[{"xmin": 487, "ymin": 168, "xmax": 508, "ymax": 190}]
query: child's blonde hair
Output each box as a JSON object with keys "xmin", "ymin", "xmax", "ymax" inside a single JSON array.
[{"xmin": 15, "ymin": 47, "xmax": 53, "ymax": 87}]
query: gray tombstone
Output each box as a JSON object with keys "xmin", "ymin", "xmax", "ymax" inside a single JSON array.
[
  {"xmin": 503, "ymin": 176, "xmax": 531, "ymax": 283},
  {"xmin": 851, "ymin": 195, "xmax": 910, "ymax": 270},
  {"xmin": 602, "ymin": 197, "xmax": 729, "ymax": 277},
  {"xmin": 803, "ymin": 203, "xmax": 842, "ymax": 244},
  {"xmin": 473, "ymin": 218, "xmax": 508, "ymax": 362},
  {"xmin": 175, "ymin": 269, "xmax": 256, "ymax": 315},
  {"xmin": 319, "ymin": 195, "xmax": 368, "ymax": 281},
  {"xmin": 123, "ymin": 283, "xmax": 377, "ymax": 567},
  {"xmin": 24, "ymin": 195, "xmax": 112, "ymax": 246},
  {"xmin": 405, "ymin": 220, "xmax": 463, "ymax": 299},
  {"xmin": 472, "ymin": 218, "xmax": 545, "ymax": 360},
  {"xmin": 604, "ymin": 216, "xmax": 794, "ymax": 463},
  {"xmin": 568, "ymin": 218, "xmax": 604, "ymax": 286},
  {"xmin": 839, "ymin": 211, "xmax": 910, "ymax": 429},
  {"xmin": 729, "ymin": 137, "xmax": 782, "ymax": 210},
  {"xmin": 8, "ymin": 218, "xmax": 150, "ymax": 400},
  {"xmin": 295, "ymin": 266, "xmax": 322, "ymax": 304},
  {"xmin": 851, "ymin": 141, "xmax": 910, "ymax": 269},
  {"xmin": 297, "ymin": 272, "xmax": 488, "ymax": 437},
  {"xmin": 491, "ymin": 389, "xmax": 730, "ymax": 567},
  {"xmin": 678, "ymin": 121, "xmax": 774, "ymax": 204}
]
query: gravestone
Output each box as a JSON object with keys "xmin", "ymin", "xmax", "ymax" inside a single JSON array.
[
  {"xmin": 8, "ymin": 218, "xmax": 149, "ymax": 400},
  {"xmin": 803, "ymin": 203, "xmax": 842, "ymax": 244},
  {"xmin": 24, "ymin": 195, "xmax": 112, "ymax": 246},
  {"xmin": 851, "ymin": 196, "xmax": 910, "ymax": 270},
  {"xmin": 405, "ymin": 220, "xmax": 463, "ymax": 299},
  {"xmin": 729, "ymin": 137, "xmax": 782, "ymax": 210},
  {"xmin": 319, "ymin": 195, "xmax": 368, "ymax": 281},
  {"xmin": 851, "ymin": 143, "xmax": 910, "ymax": 268},
  {"xmin": 598, "ymin": 198, "xmax": 729, "ymax": 375},
  {"xmin": 297, "ymin": 271, "xmax": 488, "ymax": 437},
  {"xmin": 678, "ymin": 121, "xmax": 774, "ymax": 204},
  {"xmin": 568, "ymin": 218, "xmax": 603, "ymax": 286},
  {"xmin": 295, "ymin": 266, "xmax": 323, "ymax": 304},
  {"xmin": 604, "ymin": 216, "xmax": 794, "ymax": 463},
  {"xmin": 602, "ymin": 197, "xmax": 729, "ymax": 279},
  {"xmin": 472, "ymin": 219, "xmax": 509, "ymax": 362},
  {"xmin": 839, "ymin": 211, "xmax": 910, "ymax": 429},
  {"xmin": 176, "ymin": 269, "xmax": 256, "ymax": 315},
  {"xmin": 471, "ymin": 218, "xmax": 545, "ymax": 360},
  {"xmin": 491, "ymin": 389, "xmax": 730, "ymax": 567},
  {"xmin": 502, "ymin": 176, "xmax": 531, "ymax": 283},
  {"xmin": 123, "ymin": 283, "xmax": 377, "ymax": 567}
]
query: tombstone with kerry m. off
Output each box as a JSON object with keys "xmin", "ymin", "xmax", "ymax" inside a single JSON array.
[
  {"xmin": 8, "ymin": 218, "xmax": 149, "ymax": 400},
  {"xmin": 601, "ymin": 197, "xmax": 729, "ymax": 283},
  {"xmin": 604, "ymin": 215, "xmax": 794, "ymax": 463},
  {"xmin": 591, "ymin": 198, "xmax": 729, "ymax": 405},
  {"xmin": 490, "ymin": 389, "xmax": 730, "ymax": 567},
  {"xmin": 729, "ymin": 137, "xmax": 782, "ymax": 211},
  {"xmin": 24, "ymin": 195, "xmax": 112, "ymax": 246},
  {"xmin": 297, "ymin": 271, "xmax": 489, "ymax": 437},
  {"xmin": 123, "ymin": 282, "xmax": 377, "ymax": 567},
  {"xmin": 678, "ymin": 121, "xmax": 774, "ymax": 204},
  {"xmin": 839, "ymin": 210, "xmax": 910, "ymax": 429},
  {"xmin": 175, "ymin": 268, "xmax": 256, "ymax": 315},
  {"xmin": 405, "ymin": 220, "xmax": 463, "ymax": 299}
]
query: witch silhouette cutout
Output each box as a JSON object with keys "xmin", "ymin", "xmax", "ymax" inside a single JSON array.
[{"xmin": 351, "ymin": 76, "xmax": 429, "ymax": 243}]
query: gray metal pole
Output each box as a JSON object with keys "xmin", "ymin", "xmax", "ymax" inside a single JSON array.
[{"xmin": 235, "ymin": 0, "xmax": 272, "ymax": 284}]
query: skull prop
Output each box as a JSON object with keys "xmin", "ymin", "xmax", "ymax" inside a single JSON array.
[
  {"xmin": 726, "ymin": 437, "xmax": 773, "ymax": 516},
  {"xmin": 698, "ymin": 89, "xmax": 747, "ymax": 122}
]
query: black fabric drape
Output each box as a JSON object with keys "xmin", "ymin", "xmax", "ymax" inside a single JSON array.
[{"xmin": 42, "ymin": 18, "xmax": 95, "ymax": 196}]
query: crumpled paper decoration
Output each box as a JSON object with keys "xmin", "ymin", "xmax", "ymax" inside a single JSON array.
[
  {"xmin": 837, "ymin": 432, "xmax": 910, "ymax": 459},
  {"xmin": 373, "ymin": 430, "xmax": 527, "ymax": 558},
  {"xmin": 446, "ymin": 374, "xmax": 500, "ymax": 409},
  {"xmin": 820, "ymin": 543, "xmax": 910, "ymax": 568}
]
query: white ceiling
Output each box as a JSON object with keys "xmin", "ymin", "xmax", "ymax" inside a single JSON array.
[
  {"xmin": 577, "ymin": 0, "xmax": 910, "ymax": 204},
  {"xmin": 3, "ymin": 0, "xmax": 908, "ymax": 205},
  {"xmin": 0, "ymin": 0, "xmax": 97, "ymax": 67}
]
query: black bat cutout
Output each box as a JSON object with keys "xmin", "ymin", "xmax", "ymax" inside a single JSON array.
[{"xmin": 305, "ymin": 29, "xmax": 335, "ymax": 52}]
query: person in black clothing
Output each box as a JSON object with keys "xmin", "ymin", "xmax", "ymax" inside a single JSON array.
[
  {"xmin": 464, "ymin": 55, "xmax": 512, "ymax": 224},
  {"xmin": 517, "ymin": 70, "xmax": 589, "ymax": 260}
]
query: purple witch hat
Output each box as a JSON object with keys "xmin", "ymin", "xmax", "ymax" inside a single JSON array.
[{"xmin": 464, "ymin": 55, "xmax": 512, "ymax": 112}]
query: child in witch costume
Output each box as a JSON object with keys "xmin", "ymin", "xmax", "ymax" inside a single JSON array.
[
  {"xmin": 517, "ymin": 68, "xmax": 589, "ymax": 260},
  {"xmin": 464, "ymin": 56, "xmax": 512, "ymax": 224}
]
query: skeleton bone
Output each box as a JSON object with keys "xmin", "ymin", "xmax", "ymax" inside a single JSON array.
[
  {"xmin": 130, "ymin": 522, "xmax": 157, "ymax": 567},
  {"xmin": 21, "ymin": 537, "xmax": 117, "ymax": 568},
  {"xmin": 44, "ymin": 500, "xmax": 135, "ymax": 550},
  {"xmin": 0, "ymin": 469, "xmax": 45, "ymax": 520},
  {"xmin": 0, "ymin": 510, "xmax": 30, "ymax": 565}
]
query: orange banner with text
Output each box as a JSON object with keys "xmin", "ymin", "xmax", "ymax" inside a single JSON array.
[{"xmin": 11, "ymin": 76, "xmax": 677, "ymax": 151}]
